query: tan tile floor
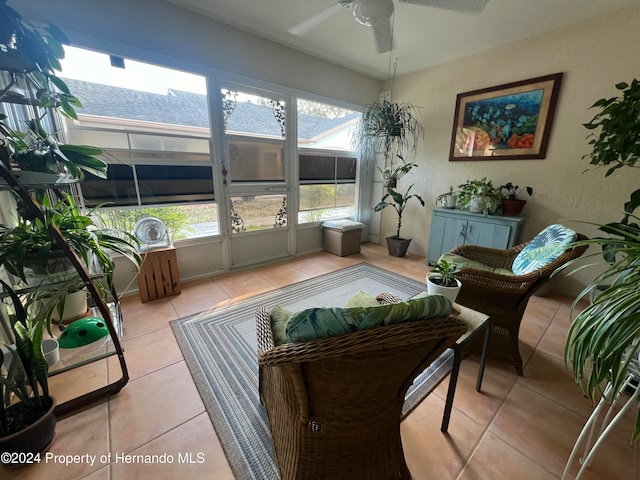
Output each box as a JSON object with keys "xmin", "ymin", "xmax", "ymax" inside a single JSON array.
[{"xmin": 3, "ymin": 243, "xmax": 639, "ymax": 479}]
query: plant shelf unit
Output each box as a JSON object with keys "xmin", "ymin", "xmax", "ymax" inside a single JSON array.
[{"xmin": 0, "ymin": 162, "xmax": 129, "ymax": 417}]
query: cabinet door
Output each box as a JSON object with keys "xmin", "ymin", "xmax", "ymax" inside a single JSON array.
[
  {"xmin": 441, "ymin": 217, "xmax": 468, "ymax": 253},
  {"xmin": 427, "ymin": 216, "xmax": 467, "ymax": 264},
  {"xmin": 465, "ymin": 221, "xmax": 511, "ymax": 249}
]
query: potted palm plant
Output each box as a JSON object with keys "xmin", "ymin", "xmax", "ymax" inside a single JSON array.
[
  {"xmin": 374, "ymin": 180, "xmax": 425, "ymax": 257},
  {"xmin": 0, "ymin": 279, "xmax": 56, "ymax": 462},
  {"xmin": 558, "ymin": 78, "xmax": 640, "ymax": 443}
]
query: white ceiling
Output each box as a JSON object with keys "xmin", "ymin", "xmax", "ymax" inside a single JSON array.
[{"xmin": 161, "ymin": 0, "xmax": 636, "ymax": 80}]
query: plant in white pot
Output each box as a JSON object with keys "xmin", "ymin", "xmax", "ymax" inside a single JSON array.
[
  {"xmin": 436, "ymin": 186, "xmax": 457, "ymax": 209},
  {"xmin": 456, "ymin": 178, "xmax": 502, "ymax": 215},
  {"xmin": 0, "ymin": 192, "xmax": 140, "ymax": 325},
  {"xmin": 426, "ymin": 259, "xmax": 462, "ymax": 304}
]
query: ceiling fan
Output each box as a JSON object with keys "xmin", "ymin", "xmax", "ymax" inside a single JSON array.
[{"xmin": 289, "ymin": 0, "xmax": 490, "ymax": 53}]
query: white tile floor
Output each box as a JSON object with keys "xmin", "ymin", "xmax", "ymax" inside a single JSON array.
[{"xmin": 3, "ymin": 243, "xmax": 638, "ymax": 479}]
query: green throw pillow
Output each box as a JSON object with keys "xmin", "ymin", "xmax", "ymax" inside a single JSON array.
[
  {"xmin": 346, "ymin": 290, "xmax": 380, "ymax": 308},
  {"xmin": 270, "ymin": 305, "xmax": 293, "ymax": 346},
  {"xmin": 285, "ymin": 295, "xmax": 453, "ymax": 343},
  {"xmin": 439, "ymin": 252, "xmax": 515, "ymax": 276}
]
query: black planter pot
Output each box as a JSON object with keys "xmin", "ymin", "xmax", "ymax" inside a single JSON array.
[
  {"xmin": 0, "ymin": 396, "xmax": 57, "ymax": 463},
  {"xmin": 386, "ymin": 236, "xmax": 411, "ymax": 257}
]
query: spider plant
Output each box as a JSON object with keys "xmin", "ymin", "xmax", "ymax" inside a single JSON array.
[
  {"xmin": 555, "ymin": 79, "xmax": 640, "ymax": 445},
  {"xmin": 558, "ymin": 219, "xmax": 640, "ymax": 443},
  {"xmin": 0, "ymin": 192, "xmax": 141, "ymax": 289},
  {"xmin": 353, "ymin": 99, "xmax": 423, "ymax": 161}
]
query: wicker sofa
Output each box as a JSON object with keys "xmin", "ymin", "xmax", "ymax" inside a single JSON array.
[{"xmin": 256, "ymin": 293, "xmax": 466, "ymax": 480}]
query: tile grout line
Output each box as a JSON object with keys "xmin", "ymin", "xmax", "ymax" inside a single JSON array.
[{"xmin": 455, "ymin": 371, "xmax": 520, "ymax": 479}]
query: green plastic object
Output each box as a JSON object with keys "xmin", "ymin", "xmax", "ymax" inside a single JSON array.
[{"xmin": 59, "ymin": 317, "xmax": 109, "ymax": 348}]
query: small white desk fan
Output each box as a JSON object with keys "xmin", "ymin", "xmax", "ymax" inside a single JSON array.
[{"xmin": 133, "ymin": 217, "xmax": 171, "ymax": 252}]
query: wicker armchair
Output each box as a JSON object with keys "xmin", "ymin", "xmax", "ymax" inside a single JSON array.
[
  {"xmin": 449, "ymin": 234, "xmax": 588, "ymax": 375},
  {"xmin": 256, "ymin": 293, "xmax": 466, "ymax": 480}
]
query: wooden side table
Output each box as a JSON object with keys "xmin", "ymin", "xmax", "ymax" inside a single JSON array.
[
  {"xmin": 441, "ymin": 305, "xmax": 490, "ymax": 433},
  {"xmin": 137, "ymin": 246, "xmax": 181, "ymax": 302}
]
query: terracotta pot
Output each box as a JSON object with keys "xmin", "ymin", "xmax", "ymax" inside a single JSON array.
[
  {"xmin": 0, "ymin": 397, "xmax": 56, "ymax": 462},
  {"xmin": 501, "ymin": 199, "xmax": 527, "ymax": 216}
]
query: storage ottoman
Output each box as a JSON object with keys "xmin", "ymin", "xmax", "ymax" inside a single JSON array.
[{"xmin": 322, "ymin": 220, "xmax": 364, "ymax": 256}]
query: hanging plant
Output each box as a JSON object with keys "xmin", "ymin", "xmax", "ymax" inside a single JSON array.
[{"xmin": 353, "ymin": 99, "xmax": 422, "ymax": 161}]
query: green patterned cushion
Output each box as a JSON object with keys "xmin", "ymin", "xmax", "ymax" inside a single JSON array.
[
  {"xmin": 270, "ymin": 305, "xmax": 293, "ymax": 346},
  {"xmin": 512, "ymin": 224, "xmax": 577, "ymax": 275},
  {"xmin": 439, "ymin": 253, "xmax": 515, "ymax": 276},
  {"xmin": 346, "ymin": 290, "xmax": 380, "ymax": 308},
  {"xmin": 285, "ymin": 295, "xmax": 453, "ymax": 343}
]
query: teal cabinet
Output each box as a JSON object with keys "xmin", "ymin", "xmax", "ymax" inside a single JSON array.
[{"xmin": 427, "ymin": 208, "xmax": 527, "ymax": 265}]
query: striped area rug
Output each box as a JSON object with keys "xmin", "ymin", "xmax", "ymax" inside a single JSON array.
[{"xmin": 171, "ymin": 263, "xmax": 454, "ymax": 480}]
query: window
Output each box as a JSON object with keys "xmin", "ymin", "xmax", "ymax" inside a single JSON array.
[
  {"xmin": 59, "ymin": 46, "xmax": 218, "ymax": 239},
  {"xmin": 297, "ymin": 99, "xmax": 360, "ymax": 223},
  {"xmin": 227, "ymin": 138, "xmax": 284, "ymax": 182},
  {"xmin": 298, "ymin": 153, "xmax": 357, "ymax": 222},
  {"xmin": 222, "ymin": 88, "xmax": 286, "ymax": 185}
]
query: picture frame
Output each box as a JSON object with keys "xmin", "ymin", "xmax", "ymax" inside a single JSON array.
[{"xmin": 449, "ymin": 73, "xmax": 563, "ymax": 161}]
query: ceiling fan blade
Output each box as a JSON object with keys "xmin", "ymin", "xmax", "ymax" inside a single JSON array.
[
  {"xmin": 288, "ymin": 3, "xmax": 346, "ymax": 35},
  {"xmin": 373, "ymin": 18, "xmax": 393, "ymax": 53},
  {"xmin": 398, "ymin": 0, "xmax": 490, "ymax": 14}
]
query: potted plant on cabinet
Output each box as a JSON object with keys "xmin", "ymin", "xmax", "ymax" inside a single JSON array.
[
  {"xmin": 456, "ymin": 177, "xmax": 502, "ymax": 215},
  {"xmin": 426, "ymin": 258, "xmax": 462, "ymax": 304},
  {"xmin": 374, "ymin": 182, "xmax": 425, "ymax": 257},
  {"xmin": 558, "ymin": 79, "xmax": 640, "ymax": 443},
  {"xmin": 0, "ymin": 278, "xmax": 56, "ymax": 462},
  {"xmin": 500, "ymin": 182, "xmax": 533, "ymax": 216},
  {"xmin": 436, "ymin": 186, "xmax": 457, "ymax": 209}
]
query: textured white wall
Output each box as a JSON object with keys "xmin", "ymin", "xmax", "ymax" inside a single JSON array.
[{"xmin": 378, "ymin": 4, "xmax": 640, "ymax": 295}]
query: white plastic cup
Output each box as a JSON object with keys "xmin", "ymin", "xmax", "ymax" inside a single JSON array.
[{"xmin": 43, "ymin": 339, "xmax": 60, "ymax": 366}]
